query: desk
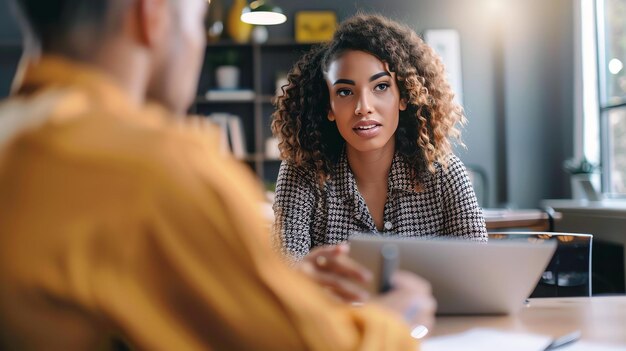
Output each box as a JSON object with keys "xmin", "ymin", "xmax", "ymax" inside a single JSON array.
[
  {"xmin": 541, "ymin": 199, "xmax": 626, "ymax": 291},
  {"xmin": 432, "ymin": 297, "xmax": 626, "ymax": 344},
  {"xmin": 484, "ymin": 209, "xmax": 561, "ymax": 232}
]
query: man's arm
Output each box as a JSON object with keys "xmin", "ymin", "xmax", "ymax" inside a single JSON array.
[{"xmin": 90, "ymin": 134, "xmax": 420, "ymax": 350}]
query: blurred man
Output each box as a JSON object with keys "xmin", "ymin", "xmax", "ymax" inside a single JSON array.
[{"xmin": 0, "ymin": 0, "xmax": 435, "ymax": 349}]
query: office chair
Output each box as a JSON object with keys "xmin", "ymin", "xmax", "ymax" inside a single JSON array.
[{"xmin": 488, "ymin": 232, "xmax": 592, "ymax": 297}]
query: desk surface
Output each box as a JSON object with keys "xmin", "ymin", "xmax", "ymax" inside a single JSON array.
[
  {"xmin": 483, "ymin": 209, "xmax": 561, "ymax": 231},
  {"xmin": 432, "ymin": 296, "xmax": 626, "ymax": 344},
  {"xmin": 543, "ymin": 199, "xmax": 626, "ymax": 216}
]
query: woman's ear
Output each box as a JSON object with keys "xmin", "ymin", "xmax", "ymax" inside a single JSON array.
[
  {"xmin": 399, "ymin": 98, "xmax": 408, "ymax": 111},
  {"xmin": 327, "ymin": 111, "xmax": 336, "ymax": 122}
]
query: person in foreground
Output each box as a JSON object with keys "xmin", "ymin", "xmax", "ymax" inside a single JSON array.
[
  {"xmin": 0, "ymin": 0, "xmax": 435, "ymax": 350},
  {"xmin": 272, "ymin": 14, "xmax": 487, "ymax": 261}
]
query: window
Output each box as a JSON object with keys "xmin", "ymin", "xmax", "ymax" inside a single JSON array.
[{"xmin": 597, "ymin": 0, "xmax": 626, "ymax": 194}]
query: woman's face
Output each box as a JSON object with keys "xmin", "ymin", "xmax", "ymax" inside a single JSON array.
[{"xmin": 325, "ymin": 50, "xmax": 406, "ymax": 154}]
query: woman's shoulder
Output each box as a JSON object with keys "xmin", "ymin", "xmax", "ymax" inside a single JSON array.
[
  {"xmin": 277, "ymin": 160, "xmax": 318, "ymax": 185},
  {"xmin": 434, "ymin": 153, "xmax": 468, "ymax": 180}
]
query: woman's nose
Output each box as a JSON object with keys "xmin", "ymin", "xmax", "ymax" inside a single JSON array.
[{"xmin": 355, "ymin": 93, "xmax": 373, "ymax": 116}]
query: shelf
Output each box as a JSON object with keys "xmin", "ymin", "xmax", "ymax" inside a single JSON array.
[
  {"xmin": 195, "ymin": 96, "xmax": 255, "ymax": 104},
  {"xmin": 240, "ymin": 154, "xmax": 259, "ymax": 162},
  {"xmin": 206, "ymin": 40, "xmax": 254, "ymax": 48},
  {"xmin": 258, "ymin": 41, "xmax": 317, "ymax": 48},
  {"xmin": 195, "ymin": 95, "xmax": 277, "ymax": 104},
  {"xmin": 259, "ymin": 95, "xmax": 275, "ymax": 103},
  {"xmin": 207, "ymin": 40, "xmax": 316, "ymax": 48},
  {"xmin": 193, "ymin": 40, "xmax": 309, "ymax": 182}
]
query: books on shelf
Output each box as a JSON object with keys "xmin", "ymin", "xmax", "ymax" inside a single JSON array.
[
  {"xmin": 205, "ymin": 113, "xmax": 247, "ymax": 159},
  {"xmin": 205, "ymin": 89, "xmax": 255, "ymax": 101}
]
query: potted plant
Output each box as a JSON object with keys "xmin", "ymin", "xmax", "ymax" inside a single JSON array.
[
  {"xmin": 563, "ymin": 157, "xmax": 602, "ymax": 201},
  {"xmin": 212, "ymin": 50, "xmax": 240, "ymax": 90}
]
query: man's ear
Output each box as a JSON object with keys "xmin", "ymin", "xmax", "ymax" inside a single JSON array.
[
  {"xmin": 136, "ymin": 0, "xmax": 169, "ymax": 48},
  {"xmin": 399, "ymin": 98, "xmax": 408, "ymax": 111}
]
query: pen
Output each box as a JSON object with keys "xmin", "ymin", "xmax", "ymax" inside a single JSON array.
[
  {"xmin": 379, "ymin": 244, "xmax": 399, "ymax": 293},
  {"xmin": 543, "ymin": 330, "xmax": 582, "ymax": 351}
]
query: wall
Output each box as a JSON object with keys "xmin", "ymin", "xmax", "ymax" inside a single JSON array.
[
  {"xmin": 0, "ymin": 0, "xmax": 22, "ymax": 97},
  {"xmin": 232, "ymin": 0, "xmax": 577, "ymax": 208},
  {"xmin": 502, "ymin": 0, "xmax": 574, "ymax": 208},
  {"xmin": 0, "ymin": 0, "xmax": 576, "ymax": 208}
]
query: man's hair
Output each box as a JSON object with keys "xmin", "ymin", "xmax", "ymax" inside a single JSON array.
[{"xmin": 12, "ymin": 0, "xmax": 128, "ymax": 54}]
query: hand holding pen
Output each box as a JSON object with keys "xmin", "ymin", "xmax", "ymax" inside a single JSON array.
[{"xmin": 374, "ymin": 244, "xmax": 437, "ymax": 336}]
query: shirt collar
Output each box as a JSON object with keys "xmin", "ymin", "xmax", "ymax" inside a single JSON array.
[
  {"xmin": 12, "ymin": 55, "xmax": 140, "ymax": 117},
  {"xmin": 333, "ymin": 150, "xmax": 418, "ymax": 197},
  {"xmin": 388, "ymin": 152, "xmax": 420, "ymax": 193}
]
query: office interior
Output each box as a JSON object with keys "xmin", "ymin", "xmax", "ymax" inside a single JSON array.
[{"xmin": 0, "ymin": 0, "xmax": 625, "ymax": 345}]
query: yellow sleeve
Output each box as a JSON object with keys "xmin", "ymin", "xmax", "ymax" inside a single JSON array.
[{"xmin": 89, "ymin": 129, "xmax": 419, "ymax": 351}]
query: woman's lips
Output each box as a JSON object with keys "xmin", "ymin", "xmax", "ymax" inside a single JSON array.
[{"xmin": 353, "ymin": 120, "xmax": 382, "ymax": 138}]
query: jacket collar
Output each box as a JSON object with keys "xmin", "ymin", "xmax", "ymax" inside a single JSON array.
[
  {"xmin": 332, "ymin": 150, "xmax": 419, "ymax": 201},
  {"xmin": 12, "ymin": 55, "xmax": 141, "ymax": 118}
]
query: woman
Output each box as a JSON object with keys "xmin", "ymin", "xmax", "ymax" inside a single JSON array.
[{"xmin": 272, "ymin": 14, "xmax": 487, "ymax": 261}]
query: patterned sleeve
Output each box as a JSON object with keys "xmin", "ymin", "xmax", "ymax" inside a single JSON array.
[
  {"xmin": 439, "ymin": 154, "xmax": 488, "ymax": 241},
  {"xmin": 272, "ymin": 161, "xmax": 318, "ymax": 260}
]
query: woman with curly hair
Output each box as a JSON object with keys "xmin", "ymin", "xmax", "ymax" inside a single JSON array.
[{"xmin": 272, "ymin": 14, "xmax": 487, "ymax": 261}]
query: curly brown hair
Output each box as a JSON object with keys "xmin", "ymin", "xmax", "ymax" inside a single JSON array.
[{"xmin": 272, "ymin": 13, "xmax": 465, "ymax": 184}]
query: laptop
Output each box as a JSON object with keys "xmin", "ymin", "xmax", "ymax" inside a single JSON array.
[{"xmin": 348, "ymin": 235, "xmax": 556, "ymax": 315}]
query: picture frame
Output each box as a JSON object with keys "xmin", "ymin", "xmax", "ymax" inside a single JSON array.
[
  {"xmin": 423, "ymin": 29, "xmax": 464, "ymax": 106},
  {"xmin": 294, "ymin": 11, "xmax": 337, "ymax": 43}
]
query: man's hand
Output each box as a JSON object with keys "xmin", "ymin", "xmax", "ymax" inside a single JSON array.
[
  {"xmin": 372, "ymin": 271, "xmax": 437, "ymax": 332},
  {"xmin": 297, "ymin": 244, "xmax": 372, "ymax": 303}
]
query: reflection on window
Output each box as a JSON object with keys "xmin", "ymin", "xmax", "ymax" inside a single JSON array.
[
  {"xmin": 597, "ymin": 0, "xmax": 626, "ymax": 195},
  {"xmin": 608, "ymin": 107, "xmax": 626, "ymax": 192},
  {"xmin": 601, "ymin": 0, "xmax": 626, "ymax": 105}
]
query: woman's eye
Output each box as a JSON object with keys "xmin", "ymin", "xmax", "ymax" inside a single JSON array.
[
  {"xmin": 337, "ymin": 89, "xmax": 352, "ymax": 97},
  {"xmin": 375, "ymin": 83, "xmax": 390, "ymax": 91}
]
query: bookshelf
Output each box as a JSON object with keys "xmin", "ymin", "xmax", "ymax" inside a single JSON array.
[{"xmin": 192, "ymin": 41, "xmax": 313, "ymax": 185}]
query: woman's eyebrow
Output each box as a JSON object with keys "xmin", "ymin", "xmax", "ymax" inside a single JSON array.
[
  {"xmin": 369, "ymin": 71, "xmax": 391, "ymax": 82},
  {"xmin": 333, "ymin": 72, "xmax": 391, "ymax": 86},
  {"xmin": 333, "ymin": 79, "xmax": 355, "ymax": 86}
]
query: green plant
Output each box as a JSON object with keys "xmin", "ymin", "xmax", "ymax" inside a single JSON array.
[
  {"xmin": 563, "ymin": 157, "xmax": 600, "ymax": 174},
  {"xmin": 210, "ymin": 50, "xmax": 240, "ymax": 67}
]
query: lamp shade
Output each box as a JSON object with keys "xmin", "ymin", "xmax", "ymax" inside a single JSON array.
[{"xmin": 240, "ymin": 0, "xmax": 286, "ymax": 25}]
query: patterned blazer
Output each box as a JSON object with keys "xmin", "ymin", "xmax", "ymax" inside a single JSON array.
[{"xmin": 273, "ymin": 152, "xmax": 488, "ymax": 260}]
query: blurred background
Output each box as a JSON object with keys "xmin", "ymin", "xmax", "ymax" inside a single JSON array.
[
  {"xmin": 0, "ymin": 0, "xmax": 622, "ymax": 211},
  {"xmin": 1, "ymin": 0, "xmax": 625, "ymax": 295}
]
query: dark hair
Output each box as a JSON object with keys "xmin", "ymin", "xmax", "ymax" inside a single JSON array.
[
  {"xmin": 272, "ymin": 13, "xmax": 465, "ymax": 185},
  {"xmin": 12, "ymin": 0, "xmax": 127, "ymax": 54}
]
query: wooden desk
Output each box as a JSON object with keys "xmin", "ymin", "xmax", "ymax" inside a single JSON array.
[
  {"xmin": 484, "ymin": 209, "xmax": 562, "ymax": 232},
  {"xmin": 432, "ymin": 297, "xmax": 626, "ymax": 344}
]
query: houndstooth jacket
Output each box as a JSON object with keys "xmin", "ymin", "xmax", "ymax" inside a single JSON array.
[{"xmin": 272, "ymin": 152, "xmax": 488, "ymax": 261}]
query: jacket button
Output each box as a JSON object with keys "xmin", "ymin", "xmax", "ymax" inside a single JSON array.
[{"xmin": 384, "ymin": 221, "xmax": 393, "ymax": 231}]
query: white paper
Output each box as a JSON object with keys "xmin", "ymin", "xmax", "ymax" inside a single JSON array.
[
  {"xmin": 560, "ymin": 341, "xmax": 626, "ymax": 350},
  {"xmin": 422, "ymin": 328, "xmax": 626, "ymax": 351},
  {"xmin": 422, "ymin": 329, "xmax": 552, "ymax": 351}
]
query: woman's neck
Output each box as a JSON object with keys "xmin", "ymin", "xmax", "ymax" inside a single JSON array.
[{"xmin": 346, "ymin": 140, "xmax": 395, "ymax": 187}]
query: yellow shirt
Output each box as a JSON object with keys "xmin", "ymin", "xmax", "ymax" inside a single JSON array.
[{"xmin": 0, "ymin": 57, "xmax": 417, "ymax": 350}]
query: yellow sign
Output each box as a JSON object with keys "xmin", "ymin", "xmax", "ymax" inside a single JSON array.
[{"xmin": 295, "ymin": 11, "xmax": 337, "ymax": 43}]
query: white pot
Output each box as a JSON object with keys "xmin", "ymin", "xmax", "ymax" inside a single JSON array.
[
  {"xmin": 570, "ymin": 173, "xmax": 602, "ymax": 201},
  {"xmin": 216, "ymin": 65, "xmax": 240, "ymax": 89}
]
